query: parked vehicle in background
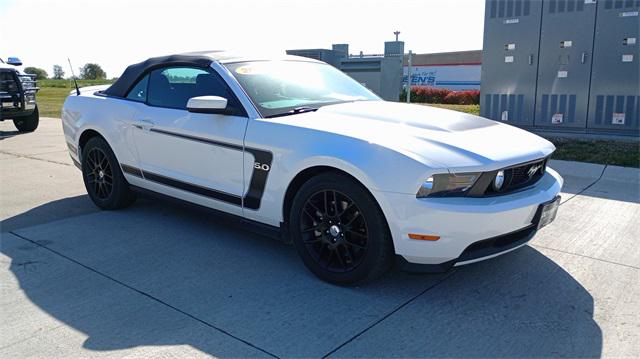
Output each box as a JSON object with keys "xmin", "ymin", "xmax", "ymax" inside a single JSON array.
[
  {"xmin": 62, "ymin": 52, "xmax": 563, "ymax": 285},
  {"xmin": 0, "ymin": 57, "xmax": 40, "ymax": 132}
]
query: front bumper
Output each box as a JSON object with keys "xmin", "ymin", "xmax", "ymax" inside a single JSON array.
[
  {"xmin": 0, "ymin": 73, "xmax": 37, "ymax": 120},
  {"xmin": 375, "ymin": 168, "xmax": 563, "ymax": 267},
  {"xmin": 0, "ymin": 92, "xmax": 36, "ymax": 120},
  {"xmin": 1, "ymin": 107, "xmax": 34, "ymax": 120}
]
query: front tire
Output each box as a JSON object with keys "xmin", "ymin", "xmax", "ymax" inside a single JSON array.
[
  {"xmin": 289, "ymin": 172, "xmax": 394, "ymax": 285},
  {"xmin": 81, "ymin": 136, "xmax": 136, "ymax": 210},
  {"xmin": 13, "ymin": 105, "xmax": 39, "ymax": 132}
]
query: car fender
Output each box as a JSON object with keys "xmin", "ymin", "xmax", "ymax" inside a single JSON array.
[
  {"xmin": 63, "ymin": 94, "xmax": 139, "ymax": 168},
  {"xmin": 281, "ymin": 155, "xmax": 405, "ymax": 246},
  {"xmin": 242, "ymin": 119, "xmax": 431, "ymax": 227}
]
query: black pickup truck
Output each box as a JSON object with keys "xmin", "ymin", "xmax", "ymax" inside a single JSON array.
[{"xmin": 0, "ymin": 57, "xmax": 40, "ymax": 132}]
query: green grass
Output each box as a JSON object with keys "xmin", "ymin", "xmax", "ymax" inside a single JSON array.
[
  {"xmin": 548, "ymin": 137, "xmax": 639, "ymax": 168},
  {"xmin": 424, "ymin": 103, "xmax": 480, "ymax": 115},
  {"xmin": 36, "ymin": 83, "xmax": 638, "ymax": 167},
  {"xmin": 37, "ymin": 79, "xmax": 113, "ymax": 117}
]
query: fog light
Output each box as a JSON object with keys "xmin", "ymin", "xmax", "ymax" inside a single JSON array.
[{"xmin": 493, "ymin": 170, "xmax": 505, "ymax": 191}]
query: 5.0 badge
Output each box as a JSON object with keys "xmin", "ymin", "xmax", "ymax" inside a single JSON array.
[{"xmin": 254, "ymin": 162, "xmax": 270, "ymax": 171}]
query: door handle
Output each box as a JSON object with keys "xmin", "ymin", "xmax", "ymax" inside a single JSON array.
[{"xmin": 581, "ymin": 52, "xmax": 587, "ymax": 64}]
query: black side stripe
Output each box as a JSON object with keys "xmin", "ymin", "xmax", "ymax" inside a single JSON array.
[
  {"xmin": 243, "ymin": 148, "xmax": 272, "ymax": 210},
  {"xmin": 72, "ymin": 157, "xmax": 82, "ymax": 170},
  {"xmin": 66, "ymin": 142, "xmax": 78, "ymax": 156},
  {"xmin": 122, "ymin": 129, "xmax": 272, "ymax": 210},
  {"xmin": 121, "ymin": 164, "xmax": 243, "ymax": 207},
  {"xmin": 150, "ymin": 128, "xmax": 242, "ymax": 151},
  {"xmin": 143, "ymin": 170, "xmax": 242, "ymax": 206},
  {"xmin": 121, "ymin": 164, "xmax": 143, "ymax": 178}
]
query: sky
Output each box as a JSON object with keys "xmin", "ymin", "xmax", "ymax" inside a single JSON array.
[{"xmin": 0, "ymin": 0, "xmax": 485, "ymax": 78}]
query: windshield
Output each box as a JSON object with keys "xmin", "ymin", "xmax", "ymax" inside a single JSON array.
[{"xmin": 225, "ymin": 60, "xmax": 380, "ymax": 117}]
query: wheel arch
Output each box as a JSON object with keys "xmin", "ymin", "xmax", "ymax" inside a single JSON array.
[
  {"xmin": 78, "ymin": 128, "xmax": 107, "ymax": 158},
  {"xmin": 281, "ymin": 166, "xmax": 393, "ymax": 246}
]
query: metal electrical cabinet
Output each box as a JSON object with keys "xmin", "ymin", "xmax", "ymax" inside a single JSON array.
[
  {"xmin": 534, "ymin": 0, "xmax": 597, "ymax": 129},
  {"xmin": 587, "ymin": 0, "xmax": 640, "ymax": 132},
  {"xmin": 481, "ymin": 0, "xmax": 640, "ymax": 136},
  {"xmin": 481, "ymin": 0, "xmax": 544, "ymax": 126}
]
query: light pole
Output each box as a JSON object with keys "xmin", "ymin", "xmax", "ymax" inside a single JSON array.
[{"xmin": 406, "ymin": 50, "xmax": 412, "ymax": 104}]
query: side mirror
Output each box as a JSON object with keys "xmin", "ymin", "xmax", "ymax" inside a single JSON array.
[
  {"xmin": 187, "ymin": 96, "xmax": 228, "ymax": 114},
  {"xmin": 7, "ymin": 57, "xmax": 22, "ymax": 66}
]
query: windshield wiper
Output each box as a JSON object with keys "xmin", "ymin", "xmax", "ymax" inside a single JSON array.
[{"xmin": 266, "ymin": 106, "xmax": 319, "ymax": 118}]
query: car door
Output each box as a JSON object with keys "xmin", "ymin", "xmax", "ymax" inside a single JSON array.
[{"xmin": 130, "ymin": 66, "xmax": 248, "ymax": 215}]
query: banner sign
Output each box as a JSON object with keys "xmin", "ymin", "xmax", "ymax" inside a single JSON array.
[{"xmin": 403, "ymin": 64, "xmax": 481, "ymax": 90}]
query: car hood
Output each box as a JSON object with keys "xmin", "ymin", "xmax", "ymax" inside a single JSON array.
[{"xmin": 265, "ymin": 101, "xmax": 555, "ymax": 171}]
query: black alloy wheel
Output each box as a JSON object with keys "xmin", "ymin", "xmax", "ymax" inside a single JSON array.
[
  {"xmin": 300, "ymin": 190, "xmax": 368, "ymax": 273},
  {"xmin": 85, "ymin": 147, "xmax": 114, "ymax": 200},
  {"xmin": 81, "ymin": 136, "xmax": 136, "ymax": 210},
  {"xmin": 290, "ymin": 172, "xmax": 394, "ymax": 285}
]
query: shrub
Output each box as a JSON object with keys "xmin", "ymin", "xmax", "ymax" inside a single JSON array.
[
  {"xmin": 444, "ymin": 90, "xmax": 480, "ymax": 105},
  {"xmin": 400, "ymin": 86, "xmax": 480, "ymax": 105}
]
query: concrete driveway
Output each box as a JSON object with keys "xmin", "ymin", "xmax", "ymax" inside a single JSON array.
[{"xmin": 1, "ymin": 118, "xmax": 639, "ymax": 358}]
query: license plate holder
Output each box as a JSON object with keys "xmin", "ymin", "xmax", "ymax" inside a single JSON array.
[{"xmin": 535, "ymin": 196, "xmax": 560, "ymax": 229}]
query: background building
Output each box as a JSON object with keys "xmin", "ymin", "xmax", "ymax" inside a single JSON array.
[
  {"xmin": 286, "ymin": 44, "xmax": 349, "ymax": 68},
  {"xmin": 288, "ymin": 41, "xmax": 405, "ymax": 101},
  {"xmin": 288, "ymin": 41, "xmax": 481, "ymax": 101}
]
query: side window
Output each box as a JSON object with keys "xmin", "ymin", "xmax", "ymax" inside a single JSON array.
[
  {"xmin": 125, "ymin": 75, "xmax": 148, "ymax": 102},
  {"xmin": 146, "ymin": 67, "xmax": 244, "ymax": 115}
]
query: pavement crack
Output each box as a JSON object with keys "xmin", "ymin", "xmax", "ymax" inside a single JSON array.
[
  {"xmin": 0, "ymin": 323, "xmax": 67, "ymax": 351},
  {"xmin": 8, "ymin": 231, "xmax": 281, "ymax": 359},
  {"xmin": 321, "ymin": 271, "xmax": 457, "ymax": 358},
  {"xmin": 531, "ymin": 243, "xmax": 640, "ymax": 270},
  {"xmin": 0, "ymin": 150, "xmax": 72, "ymax": 167},
  {"xmin": 561, "ymin": 164, "xmax": 607, "ymax": 205}
]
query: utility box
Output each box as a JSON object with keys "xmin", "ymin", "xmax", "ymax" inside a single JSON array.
[
  {"xmin": 534, "ymin": 0, "xmax": 597, "ymax": 129},
  {"xmin": 481, "ymin": 0, "xmax": 544, "ymax": 126},
  {"xmin": 481, "ymin": 0, "xmax": 640, "ymax": 136},
  {"xmin": 587, "ymin": 0, "xmax": 640, "ymax": 133}
]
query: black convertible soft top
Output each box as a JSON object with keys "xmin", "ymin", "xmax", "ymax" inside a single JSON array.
[{"xmin": 102, "ymin": 54, "xmax": 212, "ymax": 97}]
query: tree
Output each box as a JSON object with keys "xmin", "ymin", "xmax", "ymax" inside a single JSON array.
[
  {"xmin": 23, "ymin": 67, "xmax": 48, "ymax": 80},
  {"xmin": 52, "ymin": 65, "xmax": 65, "ymax": 80},
  {"xmin": 79, "ymin": 63, "xmax": 106, "ymax": 80}
]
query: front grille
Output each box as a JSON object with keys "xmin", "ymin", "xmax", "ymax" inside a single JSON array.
[
  {"xmin": 467, "ymin": 157, "xmax": 548, "ymax": 197},
  {"xmin": 510, "ymin": 160, "xmax": 546, "ymax": 187},
  {"xmin": 487, "ymin": 158, "xmax": 547, "ymax": 195},
  {"xmin": 457, "ymin": 225, "xmax": 536, "ymax": 263}
]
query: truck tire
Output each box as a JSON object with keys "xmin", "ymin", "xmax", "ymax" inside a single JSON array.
[{"xmin": 13, "ymin": 105, "xmax": 39, "ymax": 132}]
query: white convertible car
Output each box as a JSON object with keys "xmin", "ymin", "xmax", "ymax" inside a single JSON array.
[{"xmin": 62, "ymin": 52, "xmax": 562, "ymax": 284}]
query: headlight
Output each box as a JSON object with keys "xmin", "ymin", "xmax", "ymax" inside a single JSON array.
[{"xmin": 416, "ymin": 172, "xmax": 480, "ymax": 198}]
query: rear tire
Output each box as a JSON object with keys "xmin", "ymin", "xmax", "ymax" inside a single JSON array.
[
  {"xmin": 13, "ymin": 105, "xmax": 39, "ymax": 132},
  {"xmin": 289, "ymin": 172, "xmax": 394, "ymax": 285},
  {"xmin": 81, "ymin": 136, "xmax": 136, "ymax": 210}
]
